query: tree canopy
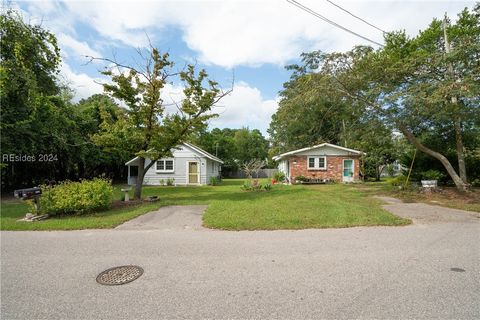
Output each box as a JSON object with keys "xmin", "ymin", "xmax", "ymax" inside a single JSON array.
[
  {"xmin": 91, "ymin": 49, "xmax": 230, "ymax": 198},
  {"xmin": 268, "ymin": 6, "xmax": 479, "ymax": 189}
]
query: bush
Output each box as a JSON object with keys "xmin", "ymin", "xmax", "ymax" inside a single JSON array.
[
  {"xmin": 31, "ymin": 178, "xmax": 114, "ymax": 216},
  {"xmin": 166, "ymin": 178, "xmax": 175, "ymax": 186},
  {"xmin": 387, "ymin": 175, "xmax": 408, "ymax": 187},
  {"xmin": 209, "ymin": 176, "xmax": 220, "ymax": 186},
  {"xmin": 273, "ymin": 171, "xmax": 285, "ymax": 182},
  {"xmin": 295, "ymin": 175, "xmax": 308, "ymax": 183},
  {"xmin": 471, "ymin": 178, "xmax": 480, "ymax": 187},
  {"xmin": 420, "ymin": 169, "xmax": 445, "ymax": 181},
  {"xmin": 241, "ymin": 179, "xmax": 271, "ymax": 192},
  {"xmin": 385, "ymin": 164, "xmax": 396, "ymax": 177}
]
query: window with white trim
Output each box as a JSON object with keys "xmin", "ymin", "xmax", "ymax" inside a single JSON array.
[
  {"xmin": 156, "ymin": 159, "xmax": 174, "ymax": 172},
  {"xmin": 307, "ymin": 156, "xmax": 327, "ymax": 170}
]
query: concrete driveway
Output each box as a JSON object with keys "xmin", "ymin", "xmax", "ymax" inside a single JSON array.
[
  {"xmin": 1, "ymin": 201, "xmax": 479, "ymax": 319},
  {"xmin": 115, "ymin": 205, "xmax": 208, "ymax": 231}
]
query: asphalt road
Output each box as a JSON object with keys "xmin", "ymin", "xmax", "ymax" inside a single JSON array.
[{"xmin": 1, "ymin": 203, "xmax": 479, "ymax": 319}]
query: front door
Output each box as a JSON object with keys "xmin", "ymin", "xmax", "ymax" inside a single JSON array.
[
  {"xmin": 343, "ymin": 159, "xmax": 354, "ymax": 182},
  {"xmin": 188, "ymin": 162, "xmax": 199, "ymax": 184}
]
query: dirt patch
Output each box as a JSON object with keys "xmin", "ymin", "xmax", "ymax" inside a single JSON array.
[
  {"xmin": 111, "ymin": 200, "xmax": 144, "ymax": 210},
  {"xmin": 412, "ymin": 188, "xmax": 480, "ymax": 211},
  {"xmin": 373, "ymin": 186, "xmax": 480, "ymax": 212},
  {"xmin": 374, "ymin": 196, "xmax": 479, "ymax": 223}
]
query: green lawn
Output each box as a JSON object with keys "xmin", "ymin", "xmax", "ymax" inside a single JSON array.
[{"xmin": 0, "ymin": 180, "xmax": 410, "ymax": 231}]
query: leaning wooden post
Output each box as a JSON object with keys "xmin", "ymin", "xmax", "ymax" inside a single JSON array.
[{"xmin": 405, "ymin": 148, "xmax": 417, "ymax": 188}]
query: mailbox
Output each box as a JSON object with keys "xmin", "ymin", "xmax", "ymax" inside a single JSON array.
[
  {"xmin": 14, "ymin": 187, "xmax": 42, "ymax": 200},
  {"xmin": 14, "ymin": 187, "xmax": 42, "ymax": 215}
]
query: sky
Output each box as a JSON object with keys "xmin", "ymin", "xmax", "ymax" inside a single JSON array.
[{"xmin": 15, "ymin": 0, "xmax": 475, "ymax": 135}]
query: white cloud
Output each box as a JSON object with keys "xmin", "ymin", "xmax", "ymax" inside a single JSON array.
[
  {"xmin": 155, "ymin": 81, "xmax": 278, "ymax": 135},
  {"xmin": 57, "ymin": 33, "xmax": 102, "ymax": 61},
  {"xmin": 33, "ymin": 0, "xmax": 474, "ymax": 68},
  {"xmin": 209, "ymin": 82, "xmax": 278, "ymax": 135},
  {"xmin": 158, "ymin": 81, "xmax": 277, "ymax": 135},
  {"xmin": 59, "ymin": 63, "xmax": 104, "ymax": 102}
]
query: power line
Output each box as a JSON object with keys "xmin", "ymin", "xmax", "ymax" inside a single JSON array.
[
  {"xmin": 286, "ymin": 0, "xmax": 384, "ymax": 47},
  {"xmin": 325, "ymin": 0, "xmax": 388, "ymax": 34}
]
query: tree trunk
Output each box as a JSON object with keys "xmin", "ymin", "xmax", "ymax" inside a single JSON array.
[
  {"xmin": 375, "ymin": 166, "xmax": 381, "ymax": 181},
  {"xmin": 399, "ymin": 126, "xmax": 468, "ymax": 192},
  {"xmin": 134, "ymin": 157, "xmax": 158, "ymax": 200},
  {"xmin": 134, "ymin": 157, "xmax": 146, "ymax": 200},
  {"xmin": 454, "ymin": 116, "xmax": 467, "ymax": 183}
]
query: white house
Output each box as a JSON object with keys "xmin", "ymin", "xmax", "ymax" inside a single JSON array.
[{"xmin": 125, "ymin": 143, "xmax": 223, "ymax": 186}]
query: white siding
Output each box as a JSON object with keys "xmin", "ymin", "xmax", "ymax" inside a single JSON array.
[
  {"xmin": 278, "ymin": 160, "xmax": 288, "ymax": 175},
  {"xmin": 296, "ymin": 145, "xmax": 355, "ymax": 156},
  {"xmin": 205, "ymin": 159, "xmax": 221, "ymax": 184},
  {"xmin": 141, "ymin": 144, "xmax": 212, "ymax": 185}
]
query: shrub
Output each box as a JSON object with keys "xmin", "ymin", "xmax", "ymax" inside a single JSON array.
[
  {"xmin": 295, "ymin": 175, "xmax": 308, "ymax": 183},
  {"xmin": 209, "ymin": 176, "xmax": 220, "ymax": 186},
  {"xmin": 385, "ymin": 164, "xmax": 396, "ymax": 177},
  {"xmin": 31, "ymin": 178, "xmax": 114, "ymax": 216},
  {"xmin": 471, "ymin": 178, "xmax": 480, "ymax": 187},
  {"xmin": 387, "ymin": 175, "xmax": 408, "ymax": 187},
  {"xmin": 273, "ymin": 171, "xmax": 285, "ymax": 182},
  {"xmin": 166, "ymin": 178, "xmax": 175, "ymax": 186},
  {"xmin": 159, "ymin": 179, "xmax": 165, "ymax": 186},
  {"xmin": 420, "ymin": 169, "xmax": 445, "ymax": 181},
  {"xmin": 241, "ymin": 179, "xmax": 269, "ymax": 192}
]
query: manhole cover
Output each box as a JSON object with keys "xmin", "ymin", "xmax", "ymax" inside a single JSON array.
[
  {"xmin": 96, "ymin": 265, "xmax": 143, "ymax": 285},
  {"xmin": 450, "ymin": 267, "xmax": 466, "ymax": 272}
]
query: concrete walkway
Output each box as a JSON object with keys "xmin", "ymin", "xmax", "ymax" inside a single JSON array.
[
  {"xmin": 115, "ymin": 205, "xmax": 208, "ymax": 231},
  {"xmin": 374, "ymin": 196, "xmax": 480, "ymax": 224}
]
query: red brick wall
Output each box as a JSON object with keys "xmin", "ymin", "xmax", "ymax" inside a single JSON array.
[{"xmin": 289, "ymin": 155, "xmax": 360, "ymax": 183}]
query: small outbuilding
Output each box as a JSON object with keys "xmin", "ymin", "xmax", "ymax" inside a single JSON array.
[
  {"xmin": 125, "ymin": 143, "xmax": 223, "ymax": 186},
  {"xmin": 273, "ymin": 143, "xmax": 364, "ymax": 184}
]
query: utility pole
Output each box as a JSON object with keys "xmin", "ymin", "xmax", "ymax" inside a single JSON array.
[
  {"xmin": 215, "ymin": 142, "xmax": 219, "ymax": 157},
  {"xmin": 342, "ymin": 119, "xmax": 347, "ymax": 148},
  {"xmin": 443, "ymin": 13, "xmax": 467, "ymax": 184}
]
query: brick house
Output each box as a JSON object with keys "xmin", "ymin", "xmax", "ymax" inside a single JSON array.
[{"xmin": 273, "ymin": 143, "xmax": 364, "ymax": 184}]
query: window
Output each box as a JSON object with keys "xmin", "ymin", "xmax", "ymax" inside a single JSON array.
[
  {"xmin": 156, "ymin": 159, "xmax": 174, "ymax": 172},
  {"xmin": 307, "ymin": 156, "xmax": 327, "ymax": 170},
  {"xmin": 318, "ymin": 157, "xmax": 325, "ymax": 168}
]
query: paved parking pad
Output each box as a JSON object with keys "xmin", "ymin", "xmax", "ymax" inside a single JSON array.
[{"xmin": 115, "ymin": 205, "xmax": 208, "ymax": 231}]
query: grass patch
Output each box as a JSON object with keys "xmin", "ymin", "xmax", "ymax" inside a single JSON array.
[
  {"xmin": 203, "ymin": 183, "xmax": 410, "ymax": 230},
  {"xmin": 1, "ymin": 179, "xmax": 410, "ymax": 231}
]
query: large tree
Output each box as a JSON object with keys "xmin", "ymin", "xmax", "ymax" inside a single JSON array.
[
  {"xmin": 233, "ymin": 128, "xmax": 269, "ymax": 165},
  {"xmin": 192, "ymin": 128, "xmax": 238, "ymax": 175},
  {"xmin": 269, "ymin": 49, "xmax": 398, "ymax": 179},
  {"xmin": 0, "ymin": 10, "xmax": 77, "ymax": 188},
  {"xmin": 284, "ymin": 7, "xmax": 479, "ymax": 191},
  {"xmin": 91, "ymin": 49, "xmax": 230, "ymax": 199},
  {"xmin": 365, "ymin": 8, "xmax": 479, "ymax": 190}
]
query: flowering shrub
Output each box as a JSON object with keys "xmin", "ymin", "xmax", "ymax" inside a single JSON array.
[{"xmin": 31, "ymin": 178, "xmax": 114, "ymax": 216}]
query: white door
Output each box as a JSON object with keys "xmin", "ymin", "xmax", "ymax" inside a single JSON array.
[{"xmin": 343, "ymin": 159, "xmax": 354, "ymax": 182}]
